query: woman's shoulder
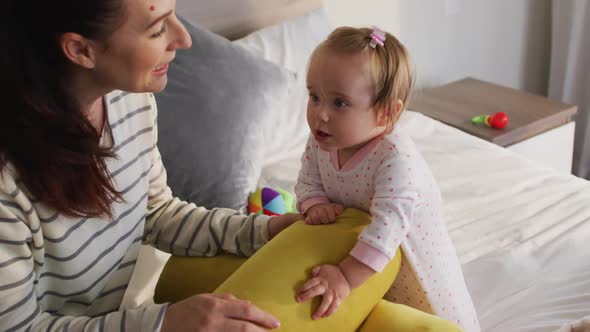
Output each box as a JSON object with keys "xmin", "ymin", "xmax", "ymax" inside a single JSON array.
[
  {"xmin": 0, "ymin": 162, "xmax": 18, "ymax": 194},
  {"xmin": 0, "ymin": 163, "xmax": 30, "ymax": 215},
  {"xmin": 106, "ymin": 91, "xmax": 157, "ymax": 115},
  {"xmin": 105, "ymin": 90, "xmax": 158, "ymax": 127},
  {"xmin": 106, "ymin": 90, "xmax": 154, "ymax": 105}
]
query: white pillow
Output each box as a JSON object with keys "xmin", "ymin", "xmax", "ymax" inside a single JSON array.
[{"xmin": 233, "ymin": 7, "xmax": 333, "ymax": 166}]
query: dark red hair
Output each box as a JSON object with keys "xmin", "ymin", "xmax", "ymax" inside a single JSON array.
[{"xmin": 0, "ymin": 0, "xmax": 127, "ymax": 217}]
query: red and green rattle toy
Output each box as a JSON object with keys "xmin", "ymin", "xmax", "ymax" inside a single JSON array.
[{"xmin": 471, "ymin": 112, "xmax": 509, "ymax": 129}]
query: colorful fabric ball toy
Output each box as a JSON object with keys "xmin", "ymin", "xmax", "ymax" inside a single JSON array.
[
  {"xmin": 248, "ymin": 187, "xmax": 297, "ymax": 216},
  {"xmin": 471, "ymin": 112, "xmax": 509, "ymax": 129}
]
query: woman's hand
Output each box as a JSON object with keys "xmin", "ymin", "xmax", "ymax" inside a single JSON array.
[
  {"xmin": 305, "ymin": 203, "xmax": 343, "ymax": 225},
  {"xmin": 161, "ymin": 293, "xmax": 280, "ymax": 332},
  {"xmin": 295, "ymin": 264, "xmax": 351, "ymax": 320},
  {"xmin": 268, "ymin": 213, "xmax": 304, "ymax": 239}
]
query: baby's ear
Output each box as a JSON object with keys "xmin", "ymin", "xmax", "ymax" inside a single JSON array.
[
  {"xmin": 392, "ymin": 99, "xmax": 404, "ymax": 116},
  {"xmin": 377, "ymin": 100, "xmax": 404, "ymax": 127}
]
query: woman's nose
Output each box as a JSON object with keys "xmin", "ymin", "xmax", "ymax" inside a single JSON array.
[{"xmin": 167, "ymin": 17, "xmax": 193, "ymax": 51}]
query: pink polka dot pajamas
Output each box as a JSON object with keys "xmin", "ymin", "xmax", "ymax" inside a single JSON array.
[{"xmin": 295, "ymin": 130, "xmax": 480, "ymax": 331}]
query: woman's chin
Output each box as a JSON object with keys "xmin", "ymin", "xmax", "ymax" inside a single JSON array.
[{"xmin": 146, "ymin": 77, "xmax": 168, "ymax": 93}]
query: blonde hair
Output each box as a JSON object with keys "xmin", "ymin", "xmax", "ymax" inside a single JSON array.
[{"xmin": 311, "ymin": 27, "xmax": 415, "ymax": 132}]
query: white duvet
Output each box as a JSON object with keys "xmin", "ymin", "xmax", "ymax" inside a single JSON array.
[{"xmin": 125, "ymin": 111, "xmax": 590, "ymax": 331}]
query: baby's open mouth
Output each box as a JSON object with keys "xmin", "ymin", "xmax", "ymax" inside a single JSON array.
[{"xmin": 316, "ymin": 130, "xmax": 331, "ymax": 137}]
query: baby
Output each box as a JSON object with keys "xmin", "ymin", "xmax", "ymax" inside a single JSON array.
[{"xmin": 294, "ymin": 26, "xmax": 480, "ymax": 331}]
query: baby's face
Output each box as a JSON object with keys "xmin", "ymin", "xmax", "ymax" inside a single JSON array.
[{"xmin": 306, "ymin": 49, "xmax": 385, "ymax": 153}]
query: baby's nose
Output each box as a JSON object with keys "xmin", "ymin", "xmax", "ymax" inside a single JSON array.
[{"xmin": 317, "ymin": 108, "xmax": 329, "ymax": 122}]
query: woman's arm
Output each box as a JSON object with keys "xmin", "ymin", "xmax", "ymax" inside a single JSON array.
[
  {"xmin": 143, "ymin": 152, "xmax": 271, "ymax": 257},
  {"xmin": 0, "ymin": 194, "xmax": 168, "ymax": 331},
  {"xmin": 143, "ymin": 96, "xmax": 293, "ymax": 257}
]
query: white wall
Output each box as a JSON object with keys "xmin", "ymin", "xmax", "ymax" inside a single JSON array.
[
  {"xmin": 399, "ymin": 0, "xmax": 551, "ymax": 95},
  {"xmin": 324, "ymin": 0, "xmax": 400, "ymax": 36}
]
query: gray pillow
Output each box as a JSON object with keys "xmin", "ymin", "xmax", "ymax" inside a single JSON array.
[{"xmin": 155, "ymin": 17, "xmax": 293, "ymax": 211}]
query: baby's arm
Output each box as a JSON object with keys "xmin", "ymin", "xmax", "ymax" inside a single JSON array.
[
  {"xmin": 339, "ymin": 255, "xmax": 376, "ymax": 288},
  {"xmin": 295, "ymin": 136, "xmax": 343, "ymax": 223},
  {"xmin": 298, "ymin": 149, "xmax": 422, "ymax": 317},
  {"xmin": 356, "ymin": 149, "xmax": 420, "ymax": 271}
]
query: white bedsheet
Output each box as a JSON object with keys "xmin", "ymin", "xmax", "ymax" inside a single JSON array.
[
  {"xmin": 258, "ymin": 111, "xmax": 590, "ymax": 331},
  {"xmin": 124, "ymin": 111, "xmax": 590, "ymax": 331}
]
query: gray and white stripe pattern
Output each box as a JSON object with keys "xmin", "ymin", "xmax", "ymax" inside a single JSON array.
[{"xmin": 0, "ymin": 91, "xmax": 271, "ymax": 331}]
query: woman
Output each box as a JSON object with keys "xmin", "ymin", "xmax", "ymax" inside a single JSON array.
[{"xmin": 0, "ymin": 0, "xmax": 300, "ymax": 331}]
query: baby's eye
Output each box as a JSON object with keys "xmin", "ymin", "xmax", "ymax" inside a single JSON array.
[
  {"xmin": 309, "ymin": 93, "xmax": 320, "ymax": 103},
  {"xmin": 334, "ymin": 98, "xmax": 348, "ymax": 108}
]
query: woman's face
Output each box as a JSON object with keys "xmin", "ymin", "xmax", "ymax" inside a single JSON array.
[{"xmin": 92, "ymin": 0, "xmax": 192, "ymax": 93}]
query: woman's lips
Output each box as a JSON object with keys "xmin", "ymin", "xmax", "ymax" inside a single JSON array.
[{"xmin": 152, "ymin": 63, "xmax": 169, "ymax": 76}]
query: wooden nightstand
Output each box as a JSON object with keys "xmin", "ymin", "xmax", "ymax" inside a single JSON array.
[{"xmin": 409, "ymin": 78, "xmax": 578, "ymax": 174}]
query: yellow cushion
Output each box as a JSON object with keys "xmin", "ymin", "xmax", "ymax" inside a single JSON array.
[
  {"xmin": 359, "ymin": 300, "xmax": 464, "ymax": 332},
  {"xmin": 154, "ymin": 253, "xmax": 246, "ymax": 303},
  {"xmin": 155, "ymin": 208, "xmax": 401, "ymax": 331},
  {"xmin": 155, "ymin": 208, "xmax": 463, "ymax": 331}
]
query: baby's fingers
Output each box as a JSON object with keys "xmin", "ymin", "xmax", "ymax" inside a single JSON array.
[
  {"xmin": 318, "ymin": 208, "xmax": 332, "ymax": 224},
  {"xmin": 296, "ymin": 281, "xmax": 326, "ymax": 302},
  {"xmin": 311, "ymin": 266, "xmax": 321, "ymax": 277},
  {"xmin": 323, "ymin": 208, "xmax": 336, "ymax": 223},
  {"xmin": 322, "ymin": 295, "xmax": 341, "ymax": 318},
  {"xmin": 313, "ymin": 290, "xmax": 333, "ymax": 320},
  {"xmin": 298, "ymin": 277, "xmax": 320, "ymax": 294},
  {"xmin": 305, "ymin": 213, "xmax": 320, "ymax": 225}
]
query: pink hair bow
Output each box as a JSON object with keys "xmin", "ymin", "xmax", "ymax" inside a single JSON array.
[{"xmin": 369, "ymin": 26, "xmax": 386, "ymax": 48}]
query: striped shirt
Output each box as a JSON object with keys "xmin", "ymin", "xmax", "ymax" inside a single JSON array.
[{"xmin": 0, "ymin": 91, "xmax": 271, "ymax": 332}]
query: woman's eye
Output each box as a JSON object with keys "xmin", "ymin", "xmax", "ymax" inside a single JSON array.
[{"xmin": 150, "ymin": 24, "xmax": 167, "ymax": 38}]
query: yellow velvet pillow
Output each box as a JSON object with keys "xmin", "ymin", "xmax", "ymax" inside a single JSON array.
[
  {"xmin": 154, "ymin": 208, "xmax": 463, "ymax": 331},
  {"xmin": 155, "ymin": 208, "xmax": 401, "ymax": 331},
  {"xmin": 154, "ymin": 253, "xmax": 246, "ymax": 303},
  {"xmin": 359, "ymin": 300, "xmax": 463, "ymax": 332}
]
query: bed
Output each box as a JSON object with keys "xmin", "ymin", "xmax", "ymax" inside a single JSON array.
[{"xmin": 121, "ymin": 1, "xmax": 590, "ymax": 331}]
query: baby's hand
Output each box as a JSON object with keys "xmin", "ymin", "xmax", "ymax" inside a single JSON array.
[
  {"xmin": 296, "ymin": 264, "xmax": 351, "ymax": 319},
  {"xmin": 305, "ymin": 203, "xmax": 343, "ymax": 225}
]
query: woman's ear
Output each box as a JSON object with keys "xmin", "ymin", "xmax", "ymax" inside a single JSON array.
[{"xmin": 59, "ymin": 32, "xmax": 97, "ymax": 69}]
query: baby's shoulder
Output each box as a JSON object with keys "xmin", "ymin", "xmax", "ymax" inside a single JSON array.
[
  {"xmin": 376, "ymin": 130, "xmax": 420, "ymax": 160},
  {"xmin": 373, "ymin": 131, "xmax": 435, "ymax": 180}
]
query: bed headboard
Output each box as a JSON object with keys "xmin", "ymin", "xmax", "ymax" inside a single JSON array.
[{"xmin": 176, "ymin": 0, "xmax": 400, "ymax": 40}]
